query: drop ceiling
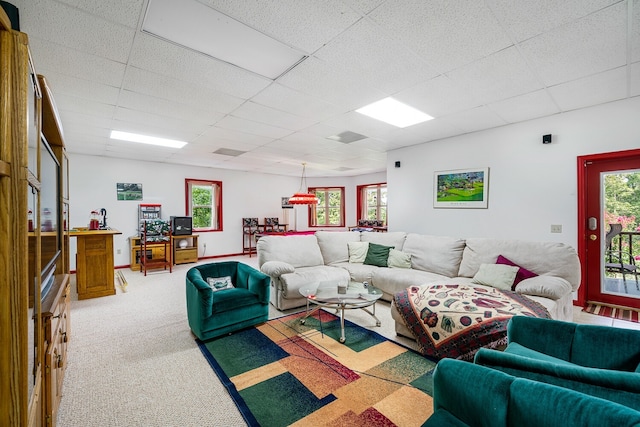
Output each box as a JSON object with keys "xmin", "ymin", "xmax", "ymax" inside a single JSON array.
[{"xmin": 9, "ymin": 0, "xmax": 640, "ymax": 177}]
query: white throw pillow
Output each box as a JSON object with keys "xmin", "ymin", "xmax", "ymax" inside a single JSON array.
[
  {"xmin": 388, "ymin": 248, "xmax": 411, "ymax": 268},
  {"xmin": 471, "ymin": 263, "xmax": 519, "ymax": 290},
  {"xmin": 206, "ymin": 276, "xmax": 234, "ymax": 292},
  {"xmin": 348, "ymin": 241, "xmax": 369, "ymax": 263}
]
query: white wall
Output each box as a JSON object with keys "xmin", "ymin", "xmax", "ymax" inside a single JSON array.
[
  {"xmin": 387, "ymin": 96, "xmax": 640, "ymax": 248},
  {"xmin": 68, "ymin": 154, "xmax": 385, "ymax": 269}
]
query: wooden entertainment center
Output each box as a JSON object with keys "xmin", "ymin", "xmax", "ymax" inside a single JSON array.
[{"xmin": 0, "ymin": 11, "xmax": 71, "ymax": 426}]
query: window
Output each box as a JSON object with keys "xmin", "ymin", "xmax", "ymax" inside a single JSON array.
[
  {"xmin": 357, "ymin": 183, "xmax": 387, "ymax": 224},
  {"xmin": 185, "ymin": 179, "xmax": 222, "ymax": 231},
  {"xmin": 309, "ymin": 187, "xmax": 345, "ymax": 227}
]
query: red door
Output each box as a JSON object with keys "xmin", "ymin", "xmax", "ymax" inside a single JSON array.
[{"xmin": 578, "ymin": 149, "xmax": 640, "ymax": 308}]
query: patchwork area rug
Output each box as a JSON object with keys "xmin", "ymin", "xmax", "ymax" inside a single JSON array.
[
  {"xmin": 583, "ymin": 303, "xmax": 640, "ymax": 323},
  {"xmin": 197, "ymin": 311, "xmax": 436, "ymax": 427}
]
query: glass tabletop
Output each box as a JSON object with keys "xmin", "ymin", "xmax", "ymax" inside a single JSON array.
[{"xmin": 299, "ymin": 280, "xmax": 382, "ymax": 304}]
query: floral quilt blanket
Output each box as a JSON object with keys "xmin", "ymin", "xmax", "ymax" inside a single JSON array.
[{"xmin": 394, "ymin": 283, "xmax": 550, "ymax": 361}]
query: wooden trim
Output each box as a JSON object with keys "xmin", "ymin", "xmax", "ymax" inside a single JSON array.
[
  {"xmin": 576, "ymin": 148, "xmax": 640, "ymax": 307},
  {"xmin": 0, "ymin": 160, "xmax": 10, "ymax": 177},
  {"xmin": 0, "ymin": 6, "xmax": 11, "ymax": 31},
  {"xmin": 37, "ymin": 75, "xmax": 65, "ymax": 147}
]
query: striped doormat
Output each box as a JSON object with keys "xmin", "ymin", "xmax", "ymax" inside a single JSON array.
[{"xmin": 583, "ymin": 303, "xmax": 640, "ymax": 323}]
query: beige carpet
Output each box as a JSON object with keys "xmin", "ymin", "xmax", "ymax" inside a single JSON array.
[{"xmin": 56, "ymin": 256, "xmax": 414, "ymax": 426}]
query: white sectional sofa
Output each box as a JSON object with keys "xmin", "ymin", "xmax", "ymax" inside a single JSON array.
[{"xmin": 257, "ymin": 231, "xmax": 581, "ymax": 337}]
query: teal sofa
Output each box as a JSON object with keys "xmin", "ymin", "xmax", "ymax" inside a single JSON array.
[
  {"xmin": 424, "ymin": 358, "xmax": 640, "ymax": 427},
  {"xmin": 474, "ymin": 316, "xmax": 640, "ymax": 409},
  {"xmin": 186, "ymin": 261, "xmax": 270, "ymax": 341}
]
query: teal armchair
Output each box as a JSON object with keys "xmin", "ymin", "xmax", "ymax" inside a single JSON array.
[
  {"xmin": 474, "ymin": 316, "xmax": 640, "ymax": 409},
  {"xmin": 424, "ymin": 359, "xmax": 640, "ymax": 427},
  {"xmin": 186, "ymin": 261, "xmax": 270, "ymax": 341}
]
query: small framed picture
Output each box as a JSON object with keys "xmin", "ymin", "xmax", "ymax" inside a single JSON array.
[
  {"xmin": 281, "ymin": 197, "xmax": 293, "ymax": 209},
  {"xmin": 117, "ymin": 183, "xmax": 143, "ymax": 201}
]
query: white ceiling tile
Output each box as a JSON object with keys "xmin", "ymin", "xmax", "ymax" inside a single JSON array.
[
  {"xmin": 547, "ymin": 66, "xmax": 629, "ymax": 111},
  {"xmin": 56, "ymin": 93, "xmax": 116, "ymax": 117},
  {"xmin": 14, "ymin": 0, "xmax": 134, "ymax": 63},
  {"xmin": 112, "ymin": 107, "xmax": 210, "ymax": 136},
  {"xmin": 231, "ymin": 102, "xmax": 318, "ymax": 131},
  {"xmin": 439, "ymin": 106, "xmax": 508, "ymax": 134},
  {"xmin": 196, "ymin": 127, "xmax": 273, "ymax": 147},
  {"xmin": 369, "ymin": 0, "xmax": 512, "ymax": 73},
  {"xmin": 251, "ymin": 84, "xmax": 343, "ymax": 120},
  {"xmin": 394, "ymin": 76, "xmax": 481, "ymax": 118},
  {"xmin": 446, "ymin": 46, "xmax": 543, "ymax": 105},
  {"xmin": 486, "ymin": 0, "xmax": 620, "ymax": 42},
  {"xmin": 122, "ymin": 67, "xmax": 245, "ymax": 114},
  {"xmin": 520, "ymin": 2, "xmax": 628, "ymax": 86},
  {"xmin": 277, "ymin": 56, "xmax": 386, "ymax": 111},
  {"xmin": 28, "ymin": 38, "xmax": 126, "ymax": 87},
  {"xmin": 200, "ymin": 0, "xmax": 362, "ymax": 53},
  {"xmin": 215, "ymin": 116, "xmax": 293, "ymax": 139},
  {"xmin": 55, "ymin": 0, "xmax": 144, "ymax": 28},
  {"xmin": 117, "ymin": 90, "xmax": 224, "ymax": 125},
  {"xmin": 129, "ymin": 32, "xmax": 271, "ymax": 99},
  {"xmin": 488, "ymin": 90, "xmax": 560, "ymax": 123},
  {"xmin": 314, "ymin": 19, "xmax": 437, "ymax": 94},
  {"xmin": 32, "ymin": 70, "xmax": 120, "ymax": 106}
]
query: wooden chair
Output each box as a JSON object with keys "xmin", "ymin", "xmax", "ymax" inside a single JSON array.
[
  {"xmin": 140, "ymin": 219, "xmax": 172, "ymax": 276},
  {"xmin": 263, "ymin": 217, "xmax": 286, "ymax": 232},
  {"xmin": 242, "ymin": 218, "xmax": 259, "ymax": 256}
]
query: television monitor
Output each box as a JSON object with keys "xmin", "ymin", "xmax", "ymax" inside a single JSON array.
[{"xmin": 171, "ymin": 216, "xmax": 192, "ymax": 235}]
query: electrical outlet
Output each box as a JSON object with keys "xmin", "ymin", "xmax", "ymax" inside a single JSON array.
[
  {"xmin": 117, "ymin": 249, "xmax": 121, "ymax": 254},
  {"xmin": 550, "ymin": 224, "xmax": 562, "ymax": 233}
]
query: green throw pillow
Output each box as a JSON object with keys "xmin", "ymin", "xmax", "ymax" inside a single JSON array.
[{"xmin": 363, "ymin": 243, "xmax": 394, "ymax": 267}]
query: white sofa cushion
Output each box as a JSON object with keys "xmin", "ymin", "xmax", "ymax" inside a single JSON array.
[
  {"xmin": 403, "ymin": 233, "xmax": 466, "ymax": 277},
  {"xmin": 257, "ymin": 235, "xmax": 324, "ymax": 268},
  {"xmin": 515, "ymin": 275, "xmax": 573, "ymax": 300},
  {"xmin": 458, "ymin": 238, "xmax": 581, "ymax": 291},
  {"xmin": 316, "ymin": 231, "xmax": 361, "ymax": 265},
  {"xmin": 388, "ymin": 248, "xmax": 411, "ymax": 268},
  {"xmin": 361, "ymin": 231, "xmax": 407, "ymax": 250}
]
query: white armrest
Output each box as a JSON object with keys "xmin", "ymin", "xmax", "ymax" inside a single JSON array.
[
  {"xmin": 261, "ymin": 261, "xmax": 295, "ymax": 278},
  {"xmin": 515, "ymin": 275, "xmax": 572, "ymax": 300}
]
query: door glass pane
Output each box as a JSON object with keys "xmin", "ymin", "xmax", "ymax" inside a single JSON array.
[{"xmin": 601, "ymin": 170, "xmax": 640, "ymax": 298}]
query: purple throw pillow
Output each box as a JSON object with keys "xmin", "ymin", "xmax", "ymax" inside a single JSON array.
[{"xmin": 496, "ymin": 255, "xmax": 538, "ymax": 290}]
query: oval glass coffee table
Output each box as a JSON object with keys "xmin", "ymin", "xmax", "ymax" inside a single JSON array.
[{"xmin": 299, "ymin": 281, "xmax": 383, "ymax": 343}]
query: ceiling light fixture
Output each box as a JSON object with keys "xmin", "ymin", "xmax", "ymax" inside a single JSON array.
[
  {"xmin": 142, "ymin": 0, "xmax": 307, "ymax": 80},
  {"xmin": 289, "ymin": 163, "xmax": 319, "ymax": 205},
  {"xmin": 110, "ymin": 130, "xmax": 188, "ymax": 149},
  {"xmin": 356, "ymin": 97, "xmax": 433, "ymax": 128}
]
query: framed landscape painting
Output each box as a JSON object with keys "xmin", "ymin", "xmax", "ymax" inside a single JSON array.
[
  {"xmin": 116, "ymin": 183, "xmax": 143, "ymax": 201},
  {"xmin": 434, "ymin": 168, "xmax": 489, "ymax": 208}
]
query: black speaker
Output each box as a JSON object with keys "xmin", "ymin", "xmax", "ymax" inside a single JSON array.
[
  {"xmin": 542, "ymin": 134, "xmax": 552, "ymax": 144},
  {"xmin": 170, "ymin": 216, "xmax": 192, "ymax": 235}
]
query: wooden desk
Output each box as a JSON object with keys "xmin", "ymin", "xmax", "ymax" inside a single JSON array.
[{"xmin": 70, "ymin": 229, "xmax": 122, "ymax": 299}]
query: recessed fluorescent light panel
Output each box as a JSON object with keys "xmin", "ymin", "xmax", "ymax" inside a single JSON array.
[
  {"xmin": 143, "ymin": 0, "xmax": 307, "ymax": 80},
  {"xmin": 110, "ymin": 130, "xmax": 188, "ymax": 149},
  {"xmin": 356, "ymin": 97, "xmax": 434, "ymax": 128},
  {"xmin": 326, "ymin": 131, "xmax": 368, "ymax": 143}
]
